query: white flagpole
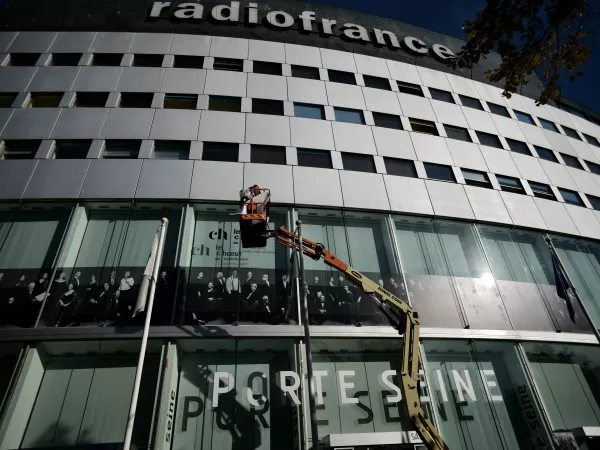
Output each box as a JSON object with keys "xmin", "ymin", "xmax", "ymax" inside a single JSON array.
[{"xmin": 123, "ymin": 217, "xmax": 168, "ymax": 450}]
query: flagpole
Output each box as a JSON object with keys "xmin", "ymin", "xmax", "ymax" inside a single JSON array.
[
  {"xmin": 546, "ymin": 236, "xmax": 600, "ymax": 344},
  {"xmin": 123, "ymin": 218, "xmax": 168, "ymax": 450}
]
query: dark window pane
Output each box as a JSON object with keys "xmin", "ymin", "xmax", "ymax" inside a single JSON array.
[
  {"xmin": 363, "ymin": 75, "xmax": 391, "ymax": 90},
  {"xmin": 562, "ymin": 125, "xmax": 582, "ymax": 140},
  {"xmin": 29, "ymin": 93, "xmax": 62, "ymax": 108},
  {"xmin": 294, "ymin": 103, "xmax": 325, "ymax": 120},
  {"xmin": 459, "ymin": 94, "xmax": 483, "ymax": 110},
  {"xmin": 153, "ymin": 141, "xmax": 190, "ymax": 159},
  {"xmin": 8, "ymin": 53, "xmax": 40, "ymax": 66},
  {"xmin": 384, "ymin": 158, "xmax": 416, "ymax": 177},
  {"xmin": 103, "ymin": 140, "xmax": 141, "ymax": 159},
  {"xmin": 539, "ymin": 117, "xmax": 559, "ymax": 133},
  {"xmin": 561, "ymin": 153, "xmax": 583, "ymax": 170},
  {"xmin": 496, "ymin": 175, "xmax": 525, "ymax": 194},
  {"xmin": 424, "ymin": 163, "xmax": 455, "ymax": 182},
  {"xmin": 0, "ymin": 93, "xmax": 18, "ymax": 108},
  {"xmin": 297, "ymin": 148, "xmax": 332, "ymax": 169},
  {"xmin": 92, "ymin": 53, "xmax": 123, "ymax": 66},
  {"xmin": 444, "ymin": 125, "xmax": 471, "ymax": 142},
  {"xmin": 586, "ymin": 160, "xmax": 600, "ymax": 176},
  {"xmin": 334, "ymin": 107, "xmax": 364, "ymax": 124},
  {"xmin": 164, "ymin": 94, "xmax": 197, "ymax": 110},
  {"xmin": 529, "ymin": 181, "xmax": 555, "ymax": 200},
  {"xmin": 373, "ymin": 112, "xmax": 402, "ymax": 129},
  {"xmin": 251, "ymin": 145, "xmax": 286, "ymax": 165},
  {"xmin": 514, "ymin": 110, "xmax": 535, "ymax": 125},
  {"xmin": 74, "ymin": 92, "xmax": 109, "ymax": 108},
  {"xmin": 410, "ymin": 118, "xmax": 438, "ymax": 135},
  {"xmin": 476, "ymin": 131, "xmax": 503, "ymax": 149},
  {"xmin": 54, "ymin": 140, "xmax": 91, "ymax": 159},
  {"xmin": 341, "ymin": 153, "xmax": 376, "ymax": 173},
  {"xmin": 558, "ymin": 188, "xmax": 583, "ymax": 206},
  {"xmin": 208, "ymin": 95, "xmax": 241, "ymax": 112},
  {"xmin": 253, "ymin": 61, "xmax": 282, "ymax": 76},
  {"xmin": 397, "ymin": 81, "xmax": 423, "ymax": 96},
  {"xmin": 429, "ymin": 88, "xmax": 454, "ymax": 103},
  {"xmin": 202, "ymin": 142, "xmax": 239, "ymax": 162},
  {"xmin": 583, "ymin": 133, "xmax": 600, "ymax": 147},
  {"xmin": 213, "ymin": 57, "xmax": 243, "ymax": 72},
  {"xmin": 587, "ymin": 195, "xmax": 600, "ymax": 210},
  {"xmin": 120, "ymin": 92, "xmax": 153, "ymax": 108},
  {"xmin": 173, "ymin": 55, "xmax": 204, "ymax": 69},
  {"xmin": 487, "ymin": 102, "xmax": 510, "ymax": 117},
  {"xmin": 506, "ymin": 138, "xmax": 531, "ymax": 156},
  {"xmin": 328, "ymin": 70, "xmax": 356, "ymax": 85},
  {"xmin": 132, "ymin": 54, "xmax": 163, "ymax": 67},
  {"xmin": 252, "ymin": 99, "xmax": 284, "ymax": 115},
  {"xmin": 291, "ymin": 65, "xmax": 320, "ymax": 80},
  {"xmin": 51, "ymin": 53, "xmax": 82, "ymax": 66},
  {"xmin": 0, "ymin": 140, "xmax": 40, "ymax": 160},
  {"xmin": 462, "ymin": 169, "xmax": 491, "ymax": 188},
  {"xmin": 534, "ymin": 146, "xmax": 558, "ymax": 163}
]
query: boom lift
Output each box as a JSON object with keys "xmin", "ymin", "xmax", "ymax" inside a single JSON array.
[{"xmin": 239, "ymin": 187, "xmax": 450, "ymax": 450}]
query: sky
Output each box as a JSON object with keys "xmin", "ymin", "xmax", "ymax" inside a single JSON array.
[{"xmin": 304, "ymin": 0, "xmax": 599, "ymax": 113}]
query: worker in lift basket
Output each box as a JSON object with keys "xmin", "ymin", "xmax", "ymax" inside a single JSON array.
[{"xmin": 239, "ymin": 184, "xmax": 270, "ymax": 216}]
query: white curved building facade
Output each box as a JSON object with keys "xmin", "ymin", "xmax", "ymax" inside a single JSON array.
[{"xmin": 1, "ymin": 2, "xmax": 600, "ymax": 449}]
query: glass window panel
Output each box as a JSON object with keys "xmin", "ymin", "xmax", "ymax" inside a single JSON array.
[
  {"xmin": 291, "ymin": 64, "xmax": 320, "ymax": 80},
  {"xmin": 363, "ymin": 74, "xmax": 391, "ymax": 90},
  {"xmin": 297, "ymin": 148, "xmax": 332, "ymax": 169},
  {"xmin": 334, "ymin": 107, "xmax": 365, "ymax": 124},
  {"xmin": 562, "ymin": 125, "xmax": 582, "ymax": 140},
  {"xmin": 424, "ymin": 163, "xmax": 455, "ymax": 182},
  {"xmin": 506, "ymin": 138, "xmax": 531, "ymax": 156},
  {"xmin": 429, "ymin": 88, "xmax": 455, "ymax": 103},
  {"xmin": 561, "ymin": 153, "xmax": 583, "ymax": 170},
  {"xmin": 487, "ymin": 102, "xmax": 510, "ymax": 118},
  {"xmin": 253, "ymin": 60, "xmax": 282, "ymax": 76},
  {"xmin": 458, "ymin": 94, "xmax": 483, "ymax": 110},
  {"xmin": 372, "ymin": 112, "xmax": 402, "ymax": 129},
  {"xmin": 534, "ymin": 146, "xmax": 558, "ymax": 162},
  {"xmin": 559, "ymin": 188, "xmax": 583, "ymax": 206},
  {"xmin": 328, "ymin": 69, "xmax": 356, "ymax": 85},
  {"xmin": 539, "ymin": 118, "xmax": 559, "ymax": 133},
  {"xmin": 294, "ymin": 103, "xmax": 325, "ymax": 120},
  {"xmin": 476, "ymin": 131, "xmax": 503, "ymax": 149},
  {"xmin": 444, "ymin": 125, "xmax": 471, "ymax": 142},
  {"xmin": 514, "ymin": 110, "xmax": 535, "ymax": 125}
]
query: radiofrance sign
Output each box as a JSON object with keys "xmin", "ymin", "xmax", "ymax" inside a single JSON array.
[{"xmin": 149, "ymin": 1, "xmax": 456, "ymax": 60}]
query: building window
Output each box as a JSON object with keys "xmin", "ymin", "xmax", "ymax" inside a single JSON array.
[
  {"xmin": 459, "ymin": 94, "xmax": 483, "ymax": 110},
  {"xmin": 561, "ymin": 153, "xmax": 583, "ymax": 170},
  {"xmin": 91, "ymin": 53, "xmax": 123, "ymax": 66},
  {"xmin": 297, "ymin": 148, "xmax": 332, "ymax": 169},
  {"xmin": 373, "ymin": 112, "xmax": 402, "ymax": 130},
  {"xmin": 444, "ymin": 124, "xmax": 471, "ymax": 142},
  {"xmin": 513, "ymin": 110, "xmax": 535, "ymax": 125},
  {"xmin": 538, "ymin": 117, "xmax": 559, "ymax": 133},
  {"xmin": 103, "ymin": 140, "xmax": 141, "ymax": 159},
  {"xmin": 384, "ymin": 157, "xmax": 416, "ymax": 177},
  {"xmin": 487, "ymin": 102, "xmax": 511, "ymax": 118},
  {"xmin": 53, "ymin": 140, "xmax": 91, "ymax": 159},
  {"xmin": 583, "ymin": 133, "xmax": 600, "ymax": 147},
  {"xmin": 132, "ymin": 54, "xmax": 163, "ymax": 67},
  {"xmin": 506, "ymin": 138, "xmax": 531, "ymax": 156},
  {"xmin": 252, "ymin": 99, "xmax": 284, "ymax": 115},
  {"xmin": 291, "ymin": 65, "xmax": 320, "ymax": 80},
  {"xmin": 27, "ymin": 93, "xmax": 62, "ymax": 108},
  {"xmin": 74, "ymin": 92, "xmax": 109, "ymax": 108},
  {"xmin": 559, "ymin": 188, "xmax": 584, "ymax": 206},
  {"xmin": 462, "ymin": 168, "xmax": 491, "ymax": 188},
  {"xmin": 213, "ymin": 57, "xmax": 243, "ymax": 72},
  {"xmin": 208, "ymin": 95, "xmax": 241, "ymax": 112},
  {"xmin": 7, "ymin": 53, "xmax": 40, "ymax": 66},
  {"xmin": 424, "ymin": 163, "xmax": 455, "ymax": 182},
  {"xmin": 429, "ymin": 88, "xmax": 454, "ymax": 103},
  {"xmin": 587, "ymin": 194, "xmax": 600, "ymax": 210},
  {"xmin": 152, "ymin": 141, "xmax": 190, "ymax": 159},
  {"xmin": 202, "ymin": 142, "xmax": 239, "ymax": 162},
  {"xmin": 253, "ymin": 61, "xmax": 282, "ymax": 76},
  {"xmin": 251, "ymin": 145, "xmax": 286, "ymax": 165},
  {"xmin": 328, "ymin": 69, "xmax": 356, "ymax": 85},
  {"xmin": 294, "ymin": 103, "xmax": 325, "ymax": 120},
  {"xmin": 397, "ymin": 81, "xmax": 423, "ymax": 96},
  {"xmin": 50, "ymin": 53, "xmax": 82, "ymax": 66},
  {"xmin": 410, "ymin": 118, "xmax": 438, "ymax": 135},
  {"xmin": 562, "ymin": 125, "xmax": 582, "ymax": 140},
  {"xmin": 496, "ymin": 174, "xmax": 525, "ymax": 194},
  {"xmin": 528, "ymin": 181, "xmax": 556, "ymax": 200},
  {"xmin": 534, "ymin": 146, "xmax": 558, "ymax": 163},
  {"xmin": 341, "ymin": 153, "xmax": 376, "ymax": 173},
  {"xmin": 173, "ymin": 55, "xmax": 204, "ymax": 69},
  {"xmin": 0, "ymin": 93, "xmax": 17, "ymax": 108},
  {"xmin": 163, "ymin": 94, "xmax": 197, "ymax": 110},
  {"xmin": 586, "ymin": 160, "xmax": 600, "ymax": 176},
  {"xmin": 0, "ymin": 140, "xmax": 40, "ymax": 159},
  {"xmin": 119, "ymin": 92, "xmax": 153, "ymax": 108},
  {"xmin": 363, "ymin": 75, "xmax": 391, "ymax": 91},
  {"xmin": 334, "ymin": 107, "xmax": 365, "ymax": 125},
  {"xmin": 476, "ymin": 131, "xmax": 503, "ymax": 149}
]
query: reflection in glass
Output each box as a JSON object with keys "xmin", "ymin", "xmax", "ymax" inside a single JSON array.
[
  {"xmin": 0, "ymin": 209, "xmax": 70, "ymax": 329},
  {"xmin": 424, "ymin": 340, "xmax": 552, "ymax": 450}
]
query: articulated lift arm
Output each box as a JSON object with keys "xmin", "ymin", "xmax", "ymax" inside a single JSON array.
[{"xmin": 274, "ymin": 225, "xmax": 450, "ymax": 450}]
